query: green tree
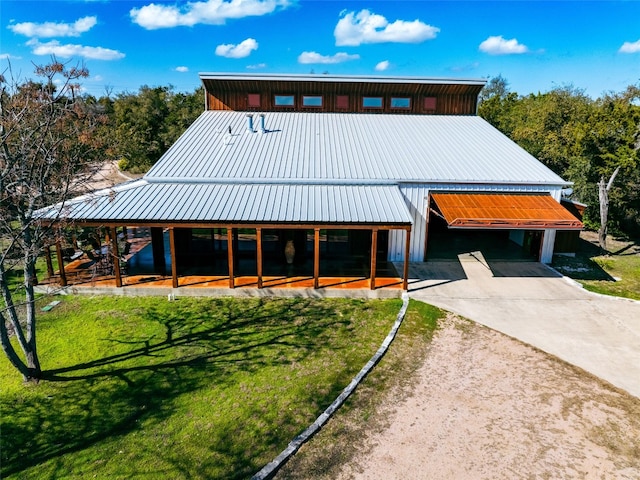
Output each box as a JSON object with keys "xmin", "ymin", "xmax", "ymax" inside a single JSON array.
[
  {"xmin": 478, "ymin": 75, "xmax": 519, "ymax": 136},
  {"xmin": 0, "ymin": 59, "xmax": 108, "ymax": 380},
  {"xmin": 570, "ymin": 86, "xmax": 640, "ymax": 247},
  {"xmin": 508, "ymin": 86, "xmax": 591, "ymax": 176},
  {"xmin": 112, "ymin": 85, "xmax": 202, "ymax": 173}
]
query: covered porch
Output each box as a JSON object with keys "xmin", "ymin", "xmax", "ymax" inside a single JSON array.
[
  {"xmin": 43, "ymin": 222, "xmax": 410, "ymax": 292},
  {"xmin": 38, "ymin": 181, "xmax": 414, "ymax": 292}
]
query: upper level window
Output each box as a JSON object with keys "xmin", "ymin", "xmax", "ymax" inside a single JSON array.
[
  {"xmin": 363, "ymin": 96, "xmax": 383, "ymax": 108},
  {"xmin": 336, "ymin": 95, "xmax": 349, "ymax": 109},
  {"xmin": 274, "ymin": 95, "xmax": 295, "ymax": 107},
  {"xmin": 391, "ymin": 97, "xmax": 411, "ymax": 109},
  {"xmin": 424, "ymin": 97, "xmax": 437, "ymax": 111},
  {"xmin": 248, "ymin": 93, "xmax": 261, "ymax": 108},
  {"xmin": 302, "ymin": 95, "xmax": 323, "ymax": 107}
]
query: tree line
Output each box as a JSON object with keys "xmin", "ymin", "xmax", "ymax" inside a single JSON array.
[
  {"xmin": 478, "ymin": 76, "xmax": 640, "ymax": 241},
  {"xmin": 88, "ymin": 84, "xmax": 204, "ymax": 173}
]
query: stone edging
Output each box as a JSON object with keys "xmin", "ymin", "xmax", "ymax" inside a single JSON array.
[{"xmin": 251, "ymin": 292, "xmax": 410, "ymax": 480}]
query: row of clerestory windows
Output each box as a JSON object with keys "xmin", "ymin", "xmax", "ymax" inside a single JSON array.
[{"xmin": 247, "ymin": 93, "xmax": 437, "ymax": 111}]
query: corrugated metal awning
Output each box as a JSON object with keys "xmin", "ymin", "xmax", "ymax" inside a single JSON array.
[
  {"xmin": 430, "ymin": 193, "xmax": 583, "ymax": 230},
  {"xmin": 39, "ymin": 180, "xmax": 413, "ymax": 226}
]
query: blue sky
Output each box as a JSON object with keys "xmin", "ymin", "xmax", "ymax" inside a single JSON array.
[{"xmin": 2, "ymin": 0, "xmax": 639, "ymax": 98}]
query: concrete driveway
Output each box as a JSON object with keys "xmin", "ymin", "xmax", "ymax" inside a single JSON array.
[{"xmin": 404, "ymin": 255, "xmax": 640, "ymax": 398}]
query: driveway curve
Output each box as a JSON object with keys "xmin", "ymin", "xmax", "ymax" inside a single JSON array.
[{"xmin": 406, "ymin": 258, "xmax": 640, "ymax": 398}]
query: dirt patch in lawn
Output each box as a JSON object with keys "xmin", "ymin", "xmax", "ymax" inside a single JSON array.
[{"xmin": 277, "ymin": 315, "xmax": 640, "ymax": 480}]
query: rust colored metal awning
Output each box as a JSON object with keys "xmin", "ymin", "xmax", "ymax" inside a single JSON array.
[{"xmin": 430, "ymin": 193, "xmax": 583, "ymax": 230}]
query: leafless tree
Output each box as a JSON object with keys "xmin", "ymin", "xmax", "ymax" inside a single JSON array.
[{"xmin": 0, "ymin": 58, "xmax": 109, "ymax": 380}]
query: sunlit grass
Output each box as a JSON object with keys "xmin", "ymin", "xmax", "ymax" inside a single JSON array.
[
  {"xmin": 580, "ymin": 254, "xmax": 640, "ymax": 300},
  {"xmin": 1, "ymin": 295, "xmax": 407, "ymax": 479},
  {"xmin": 552, "ymin": 234, "xmax": 640, "ymax": 301}
]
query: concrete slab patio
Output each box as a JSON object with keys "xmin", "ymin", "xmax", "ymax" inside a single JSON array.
[{"xmin": 401, "ymin": 256, "xmax": 640, "ymax": 398}]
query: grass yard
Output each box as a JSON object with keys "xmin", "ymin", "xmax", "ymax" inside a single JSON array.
[
  {"xmin": 0, "ymin": 295, "xmax": 442, "ymax": 479},
  {"xmin": 276, "ymin": 300, "xmax": 444, "ymax": 478},
  {"xmin": 553, "ymin": 231, "xmax": 640, "ymax": 301}
]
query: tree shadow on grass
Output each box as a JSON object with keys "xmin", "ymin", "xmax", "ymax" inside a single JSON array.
[
  {"xmin": 553, "ymin": 237, "xmax": 620, "ymax": 282},
  {"xmin": 1, "ymin": 297, "xmax": 359, "ymax": 479}
]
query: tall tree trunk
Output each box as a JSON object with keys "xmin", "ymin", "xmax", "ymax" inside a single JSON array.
[
  {"xmin": 0, "ymin": 311, "xmax": 30, "ymax": 380},
  {"xmin": 598, "ymin": 166, "xmax": 620, "ymax": 252},
  {"xmin": 23, "ymin": 228, "xmax": 42, "ymax": 379}
]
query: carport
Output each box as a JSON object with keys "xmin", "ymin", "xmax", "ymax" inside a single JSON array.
[{"xmin": 425, "ymin": 192, "xmax": 583, "ymax": 261}]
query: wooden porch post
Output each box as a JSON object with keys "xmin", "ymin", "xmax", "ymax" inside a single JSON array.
[
  {"xmin": 424, "ymin": 195, "xmax": 431, "ymax": 261},
  {"xmin": 55, "ymin": 241, "xmax": 67, "ymax": 287},
  {"xmin": 314, "ymin": 228, "xmax": 320, "ymax": 289},
  {"xmin": 169, "ymin": 227, "xmax": 178, "ymax": 289},
  {"xmin": 370, "ymin": 228, "xmax": 378, "ymax": 290},
  {"xmin": 256, "ymin": 228, "xmax": 263, "ymax": 289},
  {"xmin": 44, "ymin": 245, "xmax": 54, "ymax": 278},
  {"xmin": 111, "ymin": 226, "xmax": 122, "ymax": 288},
  {"xmin": 403, "ymin": 227, "xmax": 411, "ymax": 291},
  {"xmin": 227, "ymin": 227, "xmax": 235, "ymax": 288}
]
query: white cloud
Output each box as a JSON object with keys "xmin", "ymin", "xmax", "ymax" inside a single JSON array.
[
  {"xmin": 0, "ymin": 53, "xmax": 22, "ymax": 60},
  {"xmin": 27, "ymin": 39, "xmax": 125, "ymax": 60},
  {"xmin": 175, "ymin": 66, "xmax": 189, "ymax": 72},
  {"xmin": 479, "ymin": 35, "xmax": 528, "ymax": 55},
  {"xmin": 375, "ymin": 60, "xmax": 390, "ymax": 71},
  {"xmin": 130, "ymin": 0, "xmax": 291, "ymax": 29},
  {"xmin": 215, "ymin": 38, "xmax": 258, "ymax": 58},
  {"xmin": 247, "ymin": 63, "xmax": 267, "ymax": 69},
  {"xmin": 8, "ymin": 16, "xmax": 97, "ymax": 38},
  {"xmin": 334, "ymin": 9, "xmax": 439, "ymax": 46},
  {"xmin": 298, "ymin": 51, "xmax": 360, "ymax": 64},
  {"xmin": 619, "ymin": 39, "xmax": 640, "ymax": 53}
]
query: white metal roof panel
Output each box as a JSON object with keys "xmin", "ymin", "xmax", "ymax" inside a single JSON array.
[
  {"xmin": 38, "ymin": 181, "xmax": 412, "ymax": 225},
  {"xmin": 199, "ymin": 72, "xmax": 487, "ymax": 86},
  {"xmin": 145, "ymin": 111, "xmax": 569, "ymax": 186}
]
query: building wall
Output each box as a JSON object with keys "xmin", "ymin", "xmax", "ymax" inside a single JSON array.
[
  {"xmin": 205, "ymin": 91, "xmax": 480, "ymax": 115},
  {"xmin": 389, "ymin": 183, "xmax": 565, "ymax": 263}
]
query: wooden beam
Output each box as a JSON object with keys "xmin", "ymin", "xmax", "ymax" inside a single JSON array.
[
  {"xmin": 61, "ymin": 220, "xmax": 411, "ymax": 231},
  {"xmin": 370, "ymin": 228, "xmax": 378, "ymax": 290},
  {"xmin": 256, "ymin": 228, "xmax": 263, "ymax": 289},
  {"xmin": 44, "ymin": 245, "xmax": 54, "ymax": 278},
  {"xmin": 169, "ymin": 227, "xmax": 178, "ymax": 289},
  {"xmin": 111, "ymin": 226, "xmax": 122, "ymax": 288},
  {"xmin": 314, "ymin": 228, "xmax": 320, "ymax": 289},
  {"xmin": 227, "ymin": 227, "xmax": 235, "ymax": 289},
  {"xmin": 55, "ymin": 241, "xmax": 67, "ymax": 287},
  {"xmin": 403, "ymin": 227, "xmax": 411, "ymax": 291}
]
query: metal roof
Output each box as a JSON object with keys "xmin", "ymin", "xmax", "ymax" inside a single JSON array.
[
  {"xmin": 39, "ymin": 180, "xmax": 412, "ymax": 225},
  {"xmin": 431, "ymin": 192, "xmax": 583, "ymax": 229},
  {"xmin": 199, "ymin": 72, "xmax": 487, "ymax": 86},
  {"xmin": 145, "ymin": 111, "xmax": 570, "ymax": 187}
]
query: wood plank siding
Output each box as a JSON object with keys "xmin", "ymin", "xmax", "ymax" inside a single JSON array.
[{"xmin": 202, "ymin": 77, "xmax": 483, "ymax": 115}]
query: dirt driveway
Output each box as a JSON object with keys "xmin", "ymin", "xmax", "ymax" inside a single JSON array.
[
  {"xmin": 406, "ymin": 257, "xmax": 640, "ymax": 398},
  {"xmin": 278, "ymin": 258, "xmax": 640, "ymax": 479}
]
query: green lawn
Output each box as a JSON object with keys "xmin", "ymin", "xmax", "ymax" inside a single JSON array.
[
  {"xmin": 552, "ymin": 234, "xmax": 640, "ymax": 301},
  {"xmin": 579, "ymin": 254, "xmax": 640, "ymax": 300},
  {"xmin": 0, "ymin": 295, "xmax": 441, "ymax": 479}
]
